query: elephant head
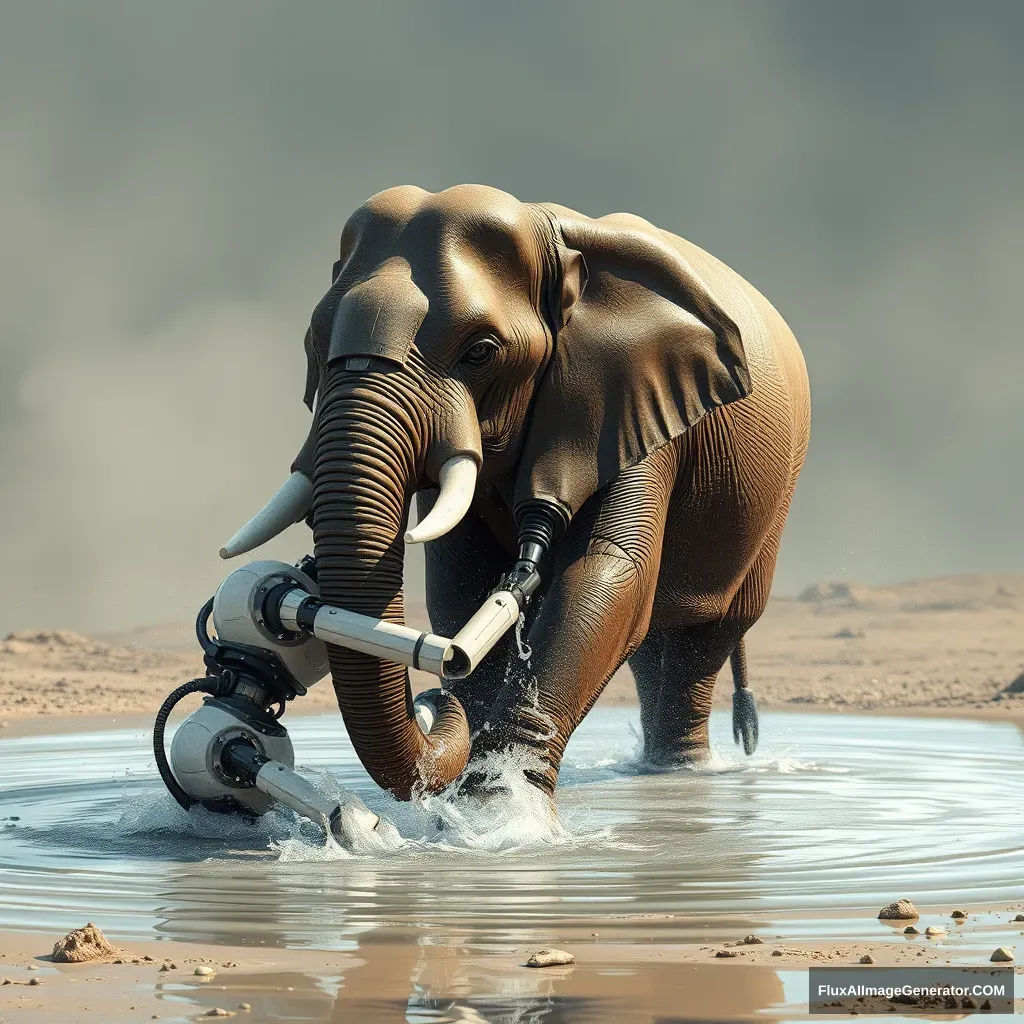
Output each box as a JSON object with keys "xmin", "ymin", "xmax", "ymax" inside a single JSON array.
[{"xmin": 222, "ymin": 185, "xmax": 750, "ymax": 801}]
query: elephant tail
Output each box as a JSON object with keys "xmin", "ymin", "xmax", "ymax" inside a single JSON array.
[{"xmin": 730, "ymin": 637, "xmax": 758, "ymax": 756}]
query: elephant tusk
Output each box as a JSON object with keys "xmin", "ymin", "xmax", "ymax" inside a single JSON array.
[
  {"xmin": 219, "ymin": 471, "xmax": 313, "ymax": 559},
  {"xmin": 404, "ymin": 455, "xmax": 478, "ymax": 545}
]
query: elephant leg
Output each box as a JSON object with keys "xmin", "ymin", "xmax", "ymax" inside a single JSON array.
[
  {"xmin": 631, "ymin": 500, "xmax": 787, "ymax": 765},
  {"xmin": 629, "ymin": 623, "xmax": 740, "ymax": 765},
  {"xmin": 465, "ymin": 445, "xmax": 677, "ymax": 796},
  {"xmin": 417, "ymin": 490, "xmax": 516, "ymax": 738}
]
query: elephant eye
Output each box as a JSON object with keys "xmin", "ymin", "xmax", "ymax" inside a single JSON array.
[{"xmin": 461, "ymin": 338, "xmax": 500, "ymax": 367}]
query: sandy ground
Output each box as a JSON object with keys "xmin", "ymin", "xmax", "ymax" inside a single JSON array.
[
  {"xmin": 3, "ymin": 572, "xmax": 1023, "ymax": 731},
  {"xmin": 0, "ymin": 906, "xmax": 1021, "ymax": 1021}
]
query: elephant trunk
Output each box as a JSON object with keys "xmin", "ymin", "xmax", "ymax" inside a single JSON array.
[{"xmin": 311, "ymin": 364, "xmax": 476, "ymax": 801}]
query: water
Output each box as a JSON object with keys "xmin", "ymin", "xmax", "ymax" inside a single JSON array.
[{"xmin": 0, "ymin": 709, "xmax": 1021, "ymax": 951}]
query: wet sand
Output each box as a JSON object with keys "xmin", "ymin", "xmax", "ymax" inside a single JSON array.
[{"xmin": 1, "ymin": 908, "xmax": 1021, "ymax": 1022}]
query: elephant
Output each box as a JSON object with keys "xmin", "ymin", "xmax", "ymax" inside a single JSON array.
[{"xmin": 222, "ymin": 184, "xmax": 810, "ymax": 805}]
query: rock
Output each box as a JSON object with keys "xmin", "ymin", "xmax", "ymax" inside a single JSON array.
[
  {"xmin": 238, "ymin": 1004, "xmax": 251, "ymax": 1012},
  {"xmin": 1012, "ymin": 914, "xmax": 1024, "ymax": 922},
  {"xmin": 206, "ymin": 1011, "xmax": 235, "ymax": 1018},
  {"xmin": 989, "ymin": 947, "xmax": 1014, "ymax": 963},
  {"xmin": 1003, "ymin": 671, "xmax": 1024, "ymax": 694},
  {"xmin": 51, "ymin": 923, "xmax": 125, "ymax": 964},
  {"xmin": 158, "ymin": 963, "xmax": 171, "ymax": 972},
  {"xmin": 28, "ymin": 977, "xmax": 41, "ymax": 986},
  {"xmin": 741, "ymin": 935, "xmax": 764, "ymax": 945},
  {"xmin": 771, "ymin": 949, "xmax": 783, "ymax": 957},
  {"xmin": 925, "ymin": 926, "xmax": 946, "ymax": 936},
  {"xmin": 950, "ymin": 910, "xmax": 967, "ymax": 919},
  {"xmin": 26, "ymin": 964, "xmax": 38, "ymax": 970},
  {"xmin": 194, "ymin": 964, "xmax": 217, "ymax": 976},
  {"xmin": 143, "ymin": 954, "xmax": 155, "ymax": 961},
  {"xmin": 903, "ymin": 926, "xmax": 920, "ymax": 935},
  {"xmin": 859, "ymin": 954, "xmax": 875, "ymax": 964},
  {"xmin": 878, "ymin": 899, "xmax": 919, "ymax": 920},
  {"xmin": 525, "ymin": 949, "xmax": 575, "ymax": 968},
  {"xmin": 715, "ymin": 949, "xmax": 738, "ymax": 958}
]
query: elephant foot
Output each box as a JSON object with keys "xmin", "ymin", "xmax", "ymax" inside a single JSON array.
[
  {"xmin": 449, "ymin": 752, "xmax": 559, "ymax": 833},
  {"xmin": 641, "ymin": 737, "xmax": 712, "ymax": 771}
]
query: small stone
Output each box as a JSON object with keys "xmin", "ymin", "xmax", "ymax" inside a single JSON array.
[
  {"xmin": 26, "ymin": 964, "xmax": 38, "ymax": 970},
  {"xmin": 143, "ymin": 954, "xmax": 155, "ymax": 961},
  {"xmin": 925, "ymin": 926, "xmax": 946, "ymax": 936},
  {"xmin": 981, "ymin": 999, "xmax": 992, "ymax": 1011},
  {"xmin": 715, "ymin": 949, "xmax": 738, "ymax": 958},
  {"xmin": 206, "ymin": 1011, "xmax": 234, "ymax": 1018},
  {"xmin": 741, "ymin": 934, "xmax": 764, "ymax": 945},
  {"xmin": 158, "ymin": 963, "xmax": 171, "ymax": 972},
  {"xmin": 961, "ymin": 996, "xmax": 977, "ymax": 1008},
  {"xmin": 525, "ymin": 948, "xmax": 575, "ymax": 968},
  {"xmin": 950, "ymin": 910, "xmax": 967, "ymax": 919},
  {"xmin": 1013, "ymin": 914, "xmax": 1024, "ymax": 922},
  {"xmin": 859, "ymin": 954, "xmax": 874, "ymax": 964},
  {"xmin": 903, "ymin": 926, "xmax": 920, "ymax": 935},
  {"xmin": 28, "ymin": 977, "xmax": 41, "ymax": 986},
  {"xmin": 771, "ymin": 949, "xmax": 783, "ymax": 957},
  {"xmin": 878, "ymin": 899, "xmax": 919, "ymax": 920},
  {"xmin": 194, "ymin": 964, "xmax": 217, "ymax": 976},
  {"xmin": 1, "ymin": 978, "xmax": 10, "ymax": 985},
  {"xmin": 238, "ymin": 1005, "xmax": 251, "ymax": 1012},
  {"xmin": 989, "ymin": 947, "xmax": 1014, "ymax": 963}
]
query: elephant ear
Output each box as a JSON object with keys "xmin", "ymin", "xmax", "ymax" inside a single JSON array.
[{"xmin": 514, "ymin": 207, "xmax": 751, "ymax": 519}]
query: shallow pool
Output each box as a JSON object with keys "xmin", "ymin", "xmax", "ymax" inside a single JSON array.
[{"xmin": 0, "ymin": 708, "xmax": 1020, "ymax": 950}]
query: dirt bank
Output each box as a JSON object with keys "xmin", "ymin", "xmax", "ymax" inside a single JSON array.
[{"xmin": 2, "ymin": 573, "xmax": 1023, "ymax": 732}]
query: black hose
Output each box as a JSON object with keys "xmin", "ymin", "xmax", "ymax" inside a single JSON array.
[{"xmin": 153, "ymin": 677, "xmax": 221, "ymax": 811}]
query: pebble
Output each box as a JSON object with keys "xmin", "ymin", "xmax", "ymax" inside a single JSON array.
[
  {"xmin": 925, "ymin": 926, "xmax": 946, "ymax": 936},
  {"xmin": 238, "ymin": 1004, "xmax": 251, "ymax": 1012},
  {"xmin": 194, "ymin": 965, "xmax": 217, "ymax": 976},
  {"xmin": 1013, "ymin": 914, "xmax": 1024, "ymax": 923},
  {"xmin": 741, "ymin": 935, "xmax": 763, "ymax": 945},
  {"xmin": 206, "ymin": 1011, "xmax": 234, "ymax": 1019},
  {"xmin": 771, "ymin": 949, "xmax": 783, "ymax": 957},
  {"xmin": 715, "ymin": 949, "xmax": 738, "ymax": 958},
  {"xmin": 158, "ymin": 963, "xmax": 171, "ymax": 972},
  {"xmin": 903, "ymin": 926, "xmax": 920, "ymax": 935},
  {"xmin": 990, "ymin": 947, "xmax": 1014, "ymax": 963},
  {"xmin": 950, "ymin": 910, "xmax": 967, "ymax": 919},
  {"xmin": 525, "ymin": 948, "xmax": 575, "ymax": 968},
  {"xmin": 26, "ymin": 964, "xmax": 38, "ymax": 970},
  {"xmin": 859, "ymin": 954, "xmax": 875, "ymax": 964},
  {"xmin": 28, "ymin": 977, "xmax": 41, "ymax": 986},
  {"xmin": 878, "ymin": 899, "xmax": 919, "ymax": 920}
]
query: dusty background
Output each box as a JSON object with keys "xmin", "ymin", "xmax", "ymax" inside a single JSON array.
[
  {"xmin": 2, "ymin": 2, "xmax": 1024, "ymax": 638},
  {"xmin": 3, "ymin": 572, "xmax": 1022, "ymax": 726}
]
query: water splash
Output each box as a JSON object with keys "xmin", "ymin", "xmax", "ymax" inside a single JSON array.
[{"xmin": 514, "ymin": 612, "xmax": 532, "ymax": 661}]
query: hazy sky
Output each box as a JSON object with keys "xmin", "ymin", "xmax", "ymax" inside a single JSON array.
[{"xmin": 2, "ymin": 1, "xmax": 1022, "ymax": 633}]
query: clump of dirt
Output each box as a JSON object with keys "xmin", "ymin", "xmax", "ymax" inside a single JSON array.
[{"xmin": 51, "ymin": 922, "xmax": 126, "ymax": 963}]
